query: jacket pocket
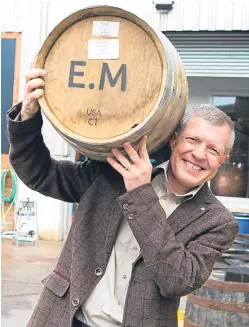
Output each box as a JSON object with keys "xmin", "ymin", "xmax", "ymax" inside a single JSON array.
[{"xmin": 42, "ymin": 271, "xmax": 70, "ymax": 297}]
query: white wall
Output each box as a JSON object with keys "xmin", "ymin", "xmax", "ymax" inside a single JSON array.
[{"xmin": 155, "ymin": 0, "xmax": 249, "ymax": 32}]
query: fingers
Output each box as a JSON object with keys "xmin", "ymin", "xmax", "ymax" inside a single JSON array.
[
  {"xmin": 24, "ymin": 69, "xmax": 46, "ymax": 107},
  {"xmin": 139, "ymin": 136, "xmax": 150, "ymax": 160},
  {"xmin": 123, "ymin": 142, "xmax": 140, "ymax": 164},
  {"xmin": 106, "ymin": 156, "xmax": 129, "ymax": 177},
  {"xmin": 111, "ymin": 148, "xmax": 133, "ymax": 170},
  {"xmin": 21, "ymin": 68, "xmax": 46, "ymax": 118},
  {"xmin": 26, "ymin": 78, "xmax": 45, "ymax": 94},
  {"xmin": 24, "ymin": 78, "xmax": 44, "ymax": 106},
  {"xmin": 110, "ymin": 136, "xmax": 149, "ymax": 168},
  {"xmin": 123, "ymin": 136, "xmax": 149, "ymax": 163},
  {"xmin": 27, "ymin": 88, "xmax": 44, "ymax": 102},
  {"xmin": 25, "ymin": 68, "xmax": 46, "ymax": 83}
]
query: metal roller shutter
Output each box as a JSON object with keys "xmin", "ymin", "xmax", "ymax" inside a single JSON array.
[{"xmin": 165, "ymin": 32, "xmax": 249, "ymax": 77}]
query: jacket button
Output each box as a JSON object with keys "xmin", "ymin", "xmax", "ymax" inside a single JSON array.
[
  {"xmin": 128, "ymin": 213, "xmax": 134, "ymax": 220},
  {"xmin": 200, "ymin": 206, "xmax": 205, "ymax": 211},
  {"xmin": 123, "ymin": 203, "xmax": 129, "ymax": 210},
  {"xmin": 72, "ymin": 297, "xmax": 80, "ymax": 307},
  {"xmin": 95, "ymin": 267, "xmax": 103, "ymax": 276}
]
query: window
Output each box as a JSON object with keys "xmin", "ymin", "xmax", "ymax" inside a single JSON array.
[{"xmin": 210, "ymin": 96, "xmax": 249, "ymax": 198}]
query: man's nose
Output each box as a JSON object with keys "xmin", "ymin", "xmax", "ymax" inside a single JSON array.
[{"xmin": 192, "ymin": 143, "xmax": 207, "ymax": 159}]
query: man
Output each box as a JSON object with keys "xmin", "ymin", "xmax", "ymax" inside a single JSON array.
[{"xmin": 7, "ymin": 68, "xmax": 238, "ymax": 327}]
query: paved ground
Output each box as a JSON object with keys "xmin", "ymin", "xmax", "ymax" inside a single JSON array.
[
  {"xmin": 1, "ymin": 239, "xmax": 64, "ymax": 327},
  {"xmin": 1, "ymin": 238, "xmax": 185, "ymax": 327}
]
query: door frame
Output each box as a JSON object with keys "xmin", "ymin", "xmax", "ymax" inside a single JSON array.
[{"xmin": 1, "ymin": 32, "xmax": 21, "ymax": 105}]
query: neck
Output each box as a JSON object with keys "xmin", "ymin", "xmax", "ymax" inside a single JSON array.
[{"xmin": 167, "ymin": 164, "xmax": 192, "ymax": 195}]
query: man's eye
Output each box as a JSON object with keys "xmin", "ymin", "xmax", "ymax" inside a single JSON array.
[
  {"xmin": 209, "ymin": 148, "xmax": 219, "ymax": 155},
  {"xmin": 187, "ymin": 137, "xmax": 198, "ymax": 143}
]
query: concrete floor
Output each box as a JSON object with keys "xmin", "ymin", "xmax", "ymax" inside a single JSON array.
[
  {"xmin": 1, "ymin": 239, "xmax": 185, "ymax": 327},
  {"xmin": 1, "ymin": 239, "xmax": 64, "ymax": 327}
]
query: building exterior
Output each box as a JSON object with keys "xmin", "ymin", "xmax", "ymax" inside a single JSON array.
[{"xmin": 2, "ymin": 0, "xmax": 249, "ymax": 240}]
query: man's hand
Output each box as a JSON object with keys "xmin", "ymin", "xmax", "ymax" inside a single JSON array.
[
  {"xmin": 21, "ymin": 68, "xmax": 46, "ymax": 121},
  {"xmin": 107, "ymin": 136, "xmax": 152, "ymax": 192}
]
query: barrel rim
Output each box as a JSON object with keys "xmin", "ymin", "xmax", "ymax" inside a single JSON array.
[
  {"xmin": 187, "ymin": 293, "xmax": 249, "ymax": 313},
  {"xmin": 205, "ymin": 278, "xmax": 249, "ymax": 292},
  {"xmin": 36, "ymin": 5, "xmax": 172, "ymax": 145}
]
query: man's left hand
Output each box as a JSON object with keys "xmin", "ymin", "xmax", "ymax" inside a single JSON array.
[{"xmin": 107, "ymin": 136, "xmax": 153, "ymax": 192}]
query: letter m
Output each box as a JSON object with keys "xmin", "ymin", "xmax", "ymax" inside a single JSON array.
[{"xmin": 99, "ymin": 63, "xmax": 126, "ymax": 91}]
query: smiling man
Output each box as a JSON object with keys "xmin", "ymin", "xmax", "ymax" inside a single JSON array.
[
  {"xmin": 7, "ymin": 68, "xmax": 238, "ymax": 327},
  {"xmin": 167, "ymin": 107, "xmax": 232, "ymax": 194}
]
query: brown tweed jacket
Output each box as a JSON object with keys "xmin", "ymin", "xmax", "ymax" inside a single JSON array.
[{"xmin": 7, "ymin": 103, "xmax": 238, "ymax": 327}]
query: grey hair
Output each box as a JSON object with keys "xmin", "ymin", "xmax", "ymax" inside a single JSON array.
[{"xmin": 176, "ymin": 104, "xmax": 235, "ymax": 154}]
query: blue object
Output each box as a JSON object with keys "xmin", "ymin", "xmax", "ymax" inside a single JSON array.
[
  {"xmin": 1, "ymin": 38, "xmax": 16, "ymax": 154},
  {"xmin": 232, "ymin": 212, "xmax": 249, "ymax": 235}
]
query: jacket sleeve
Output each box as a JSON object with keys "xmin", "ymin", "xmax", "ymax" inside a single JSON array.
[
  {"xmin": 7, "ymin": 103, "xmax": 101, "ymax": 203},
  {"xmin": 118, "ymin": 183, "xmax": 238, "ymax": 297}
]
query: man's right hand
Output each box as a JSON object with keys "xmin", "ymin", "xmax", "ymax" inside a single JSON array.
[{"xmin": 21, "ymin": 68, "xmax": 46, "ymax": 121}]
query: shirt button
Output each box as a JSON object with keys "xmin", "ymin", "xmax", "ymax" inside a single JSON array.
[
  {"xmin": 122, "ymin": 274, "xmax": 127, "ymax": 279},
  {"xmin": 95, "ymin": 267, "xmax": 103, "ymax": 276},
  {"xmin": 123, "ymin": 203, "xmax": 129, "ymax": 210},
  {"xmin": 133, "ymin": 246, "xmax": 138, "ymax": 252},
  {"xmin": 72, "ymin": 297, "xmax": 80, "ymax": 307},
  {"xmin": 128, "ymin": 213, "xmax": 133, "ymax": 220}
]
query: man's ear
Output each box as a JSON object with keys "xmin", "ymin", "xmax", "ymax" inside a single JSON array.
[{"xmin": 169, "ymin": 132, "xmax": 177, "ymax": 150}]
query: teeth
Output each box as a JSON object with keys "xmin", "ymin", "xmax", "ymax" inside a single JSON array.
[{"xmin": 185, "ymin": 160, "xmax": 201, "ymax": 170}]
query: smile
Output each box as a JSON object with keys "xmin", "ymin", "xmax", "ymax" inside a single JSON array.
[{"xmin": 184, "ymin": 160, "xmax": 203, "ymax": 171}]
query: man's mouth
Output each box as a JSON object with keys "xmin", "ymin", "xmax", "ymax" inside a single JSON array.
[{"xmin": 183, "ymin": 160, "xmax": 204, "ymax": 171}]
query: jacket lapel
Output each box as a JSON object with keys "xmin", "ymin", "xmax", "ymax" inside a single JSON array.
[{"xmin": 167, "ymin": 183, "xmax": 213, "ymax": 235}]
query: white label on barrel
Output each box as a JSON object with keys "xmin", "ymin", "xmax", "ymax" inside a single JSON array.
[
  {"xmin": 92, "ymin": 21, "xmax": 120, "ymax": 37},
  {"xmin": 88, "ymin": 39, "xmax": 119, "ymax": 60}
]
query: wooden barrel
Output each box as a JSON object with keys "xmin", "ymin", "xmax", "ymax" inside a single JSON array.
[
  {"xmin": 184, "ymin": 270, "xmax": 249, "ymax": 327},
  {"xmin": 36, "ymin": 6, "xmax": 188, "ymax": 161}
]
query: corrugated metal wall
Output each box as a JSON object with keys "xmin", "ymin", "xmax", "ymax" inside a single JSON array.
[
  {"xmin": 166, "ymin": 32, "xmax": 249, "ymax": 77},
  {"xmin": 159, "ymin": 0, "xmax": 249, "ymax": 31}
]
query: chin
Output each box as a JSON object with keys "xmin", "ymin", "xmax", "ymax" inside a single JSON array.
[{"xmin": 177, "ymin": 174, "xmax": 205, "ymax": 189}]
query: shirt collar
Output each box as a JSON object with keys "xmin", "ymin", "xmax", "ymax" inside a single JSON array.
[{"xmin": 154, "ymin": 160, "xmax": 204, "ymax": 199}]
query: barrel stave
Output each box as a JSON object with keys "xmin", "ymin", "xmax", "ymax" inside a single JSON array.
[{"xmin": 37, "ymin": 6, "xmax": 188, "ymax": 161}]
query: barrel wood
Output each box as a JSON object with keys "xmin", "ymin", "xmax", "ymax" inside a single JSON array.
[
  {"xmin": 37, "ymin": 6, "xmax": 188, "ymax": 160},
  {"xmin": 184, "ymin": 300, "xmax": 249, "ymax": 327},
  {"xmin": 184, "ymin": 276, "xmax": 249, "ymax": 327}
]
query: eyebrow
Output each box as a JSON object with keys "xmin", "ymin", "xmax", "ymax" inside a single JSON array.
[{"xmin": 184, "ymin": 134, "xmax": 223, "ymax": 153}]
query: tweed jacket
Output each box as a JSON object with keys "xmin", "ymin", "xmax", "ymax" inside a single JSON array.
[{"xmin": 7, "ymin": 103, "xmax": 238, "ymax": 327}]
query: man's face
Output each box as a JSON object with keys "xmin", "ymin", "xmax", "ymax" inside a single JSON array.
[{"xmin": 169, "ymin": 116, "xmax": 231, "ymax": 193}]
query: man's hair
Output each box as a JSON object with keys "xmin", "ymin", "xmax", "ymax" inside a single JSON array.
[{"xmin": 176, "ymin": 103, "xmax": 235, "ymax": 154}]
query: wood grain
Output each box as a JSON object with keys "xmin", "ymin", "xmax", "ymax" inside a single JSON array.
[{"xmin": 37, "ymin": 6, "xmax": 188, "ymax": 161}]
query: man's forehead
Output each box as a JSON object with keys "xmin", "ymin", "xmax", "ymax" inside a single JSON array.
[
  {"xmin": 182, "ymin": 116, "xmax": 228, "ymax": 132},
  {"xmin": 180, "ymin": 117, "xmax": 230, "ymax": 145}
]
